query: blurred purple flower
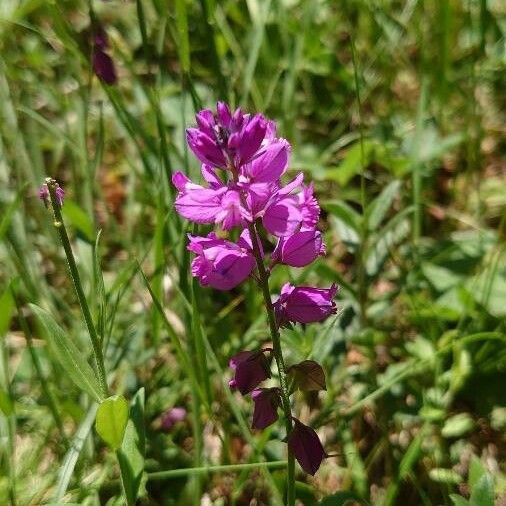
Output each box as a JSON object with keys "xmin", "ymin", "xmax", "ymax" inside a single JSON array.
[
  {"xmin": 229, "ymin": 350, "xmax": 271, "ymax": 395},
  {"xmin": 287, "ymin": 418, "xmax": 326, "ymax": 475},
  {"xmin": 93, "ymin": 49, "xmax": 117, "ymax": 85},
  {"xmin": 251, "ymin": 388, "xmax": 280, "ymax": 430},
  {"xmin": 161, "ymin": 407, "xmax": 187, "ymax": 432},
  {"xmin": 92, "ymin": 24, "xmax": 116, "ymax": 85},
  {"xmin": 187, "ymin": 230, "xmax": 256, "ymax": 290},
  {"xmin": 274, "ymin": 283, "xmax": 338, "ymax": 326},
  {"xmin": 272, "ymin": 229, "xmax": 325, "ymax": 267},
  {"xmin": 38, "ymin": 183, "xmax": 64, "ymax": 207}
]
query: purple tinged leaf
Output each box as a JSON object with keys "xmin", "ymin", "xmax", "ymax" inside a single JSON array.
[
  {"xmin": 288, "ymin": 360, "xmax": 326, "ymax": 391},
  {"xmin": 251, "ymin": 388, "xmax": 280, "ymax": 429},
  {"xmin": 287, "ymin": 418, "xmax": 326, "ymax": 475}
]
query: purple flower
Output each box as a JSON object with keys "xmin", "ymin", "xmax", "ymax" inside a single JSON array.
[
  {"xmin": 251, "ymin": 388, "xmax": 281, "ymax": 430},
  {"xmin": 229, "ymin": 350, "xmax": 271, "ymax": 395},
  {"xmin": 260, "ymin": 173, "xmax": 320, "ymax": 238},
  {"xmin": 93, "ymin": 49, "xmax": 117, "ymax": 85},
  {"xmin": 274, "ymin": 283, "xmax": 338, "ymax": 326},
  {"xmin": 93, "ymin": 26, "xmax": 109, "ymax": 50},
  {"xmin": 187, "ymin": 231, "xmax": 255, "ymax": 291},
  {"xmin": 92, "ymin": 25, "xmax": 117, "ymax": 85},
  {"xmin": 172, "ymin": 171, "xmax": 226, "ymax": 224},
  {"xmin": 241, "ymin": 139, "xmax": 290, "ymax": 183},
  {"xmin": 185, "ymin": 102, "xmax": 270, "ymax": 170},
  {"xmin": 161, "ymin": 407, "xmax": 187, "ymax": 432},
  {"xmin": 287, "ymin": 418, "xmax": 326, "ymax": 475},
  {"xmin": 38, "ymin": 183, "xmax": 64, "ymax": 207},
  {"xmin": 272, "ymin": 229, "xmax": 325, "ymax": 267}
]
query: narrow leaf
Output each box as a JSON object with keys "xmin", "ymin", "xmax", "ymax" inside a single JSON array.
[
  {"xmin": 29, "ymin": 304, "xmax": 103, "ymax": 402},
  {"xmin": 366, "ymin": 180, "xmax": 401, "ymax": 231},
  {"xmin": 96, "ymin": 395, "xmax": 129, "ymax": 450},
  {"xmin": 118, "ymin": 388, "xmax": 146, "ymax": 505}
]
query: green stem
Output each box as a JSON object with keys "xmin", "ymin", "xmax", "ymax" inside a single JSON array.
[
  {"xmin": 246, "ymin": 222, "xmax": 295, "ymax": 506},
  {"xmin": 148, "ymin": 460, "xmax": 287, "ymax": 480},
  {"xmin": 45, "ymin": 178, "xmax": 108, "ymax": 398}
]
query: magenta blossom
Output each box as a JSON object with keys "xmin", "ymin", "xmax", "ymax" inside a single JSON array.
[
  {"xmin": 229, "ymin": 350, "xmax": 271, "ymax": 395},
  {"xmin": 39, "ymin": 183, "xmax": 64, "ymax": 207},
  {"xmin": 160, "ymin": 407, "xmax": 187, "ymax": 432},
  {"xmin": 173, "ymin": 168, "xmax": 317, "ymax": 238},
  {"xmin": 287, "ymin": 418, "xmax": 327, "ymax": 475},
  {"xmin": 274, "ymin": 283, "xmax": 338, "ymax": 326},
  {"xmin": 272, "ymin": 229, "xmax": 325, "ymax": 267},
  {"xmin": 187, "ymin": 231, "xmax": 256, "ymax": 290},
  {"xmin": 251, "ymin": 388, "xmax": 281, "ymax": 430}
]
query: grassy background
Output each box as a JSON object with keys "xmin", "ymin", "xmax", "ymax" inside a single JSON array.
[{"xmin": 0, "ymin": 0, "xmax": 505, "ymax": 504}]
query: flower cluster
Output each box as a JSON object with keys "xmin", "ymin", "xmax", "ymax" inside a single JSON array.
[
  {"xmin": 38, "ymin": 182, "xmax": 65, "ymax": 208},
  {"xmin": 173, "ymin": 103, "xmax": 337, "ymax": 476}
]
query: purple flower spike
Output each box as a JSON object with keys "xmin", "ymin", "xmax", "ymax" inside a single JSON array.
[
  {"xmin": 272, "ymin": 229, "xmax": 325, "ymax": 267},
  {"xmin": 161, "ymin": 407, "xmax": 187, "ymax": 432},
  {"xmin": 251, "ymin": 388, "xmax": 281, "ymax": 430},
  {"xmin": 274, "ymin": 283, "xmax": 338, "ymax": 326},
  {"xmin": 287, "ymin": 418, "xmax": 326, "ymax": 475},
  {"xmin": 187, "ymin": 231, "xmax": 255, "ymax": 291},
  {"xmin": 39, "ymin": 183, "xmax": 64, "ymax": 207},
  {"xmin": 229, "ymin": 350, "xmax": 271, "ymax": 395}
]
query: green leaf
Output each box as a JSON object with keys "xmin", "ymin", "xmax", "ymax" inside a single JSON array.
[
  {"xmin": 450, "ymin": 495, "xmax": 470, "ymax": 506},
  {"xmin": 118, "ymin": 388, "xmax": 146, "ymax": 505},
  {"xmin": 442, "ymin": 413, "xmax": 475, "ymax": 438},
  {"xmin": 29, "ymin": 304, "xmax": 104, "ymax": 402},
  {"xmin": 96, "ymin": 395, "xmax": 129, "ymax": 450},
  {"xmin": 429, "ymin": 468, "xmax": 463, "ymax": 485},
  {"xmin": 0, "ymin": 387, "xmax": 13, "ymax": 416},
  {"xmin": 468, "ymin": 455, "xmax": 486, "ymax": 490},
  {"xmin": 61, "ymin": 200, "xmax": 94, "ymax": 242},
  {"xmin": 287, "ymin": 360, "xmax": 326, "ymax": 391},
  {"xmin": 175, "ymin": 0, "xmax": 190, "ymax": 72},
  {"xmin": 325, "ymin": 140, "xmax": 374, "ymax": 186},
  {"xmin": 469, "ymin": 474, "xmax": 494, "ymax": 506},
  {"xmin": 0, "ymin": 287, "xmax": 14, "ymax": 337},
  {"xmin": 325, "ymin": 200, "xmax": 361, "ymax": 251},
  {"xmin": 366, "ymin": 180, "xmax": 401, "ymax": 231},
  {"xmin": 319, "ymin": 491, "xmax": 366, "ymax": 505}
]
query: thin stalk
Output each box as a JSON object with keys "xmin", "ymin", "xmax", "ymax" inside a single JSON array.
[
  {"xmin": 45, "ymin": 178, "xmax": 108, "ymax": 398},
  {"xmin": 350, "ymin": 33, "xmax": 368, "ymax": 327},
  {"xmin": 148, "ymin": 460, "xmax": 287, "ymax": 480},
  {"xmin": 246, "ymin": 221, "xmax": 295, "ymax": 506}
]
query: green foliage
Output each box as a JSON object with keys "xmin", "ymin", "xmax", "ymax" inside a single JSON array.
[
  {"xmin": 95, "ymin": 395, "xmax": 129, "ymax": 450},
  {"xmin": 29, "ymin": 304, "xmax": 104, "ymax": 402}
]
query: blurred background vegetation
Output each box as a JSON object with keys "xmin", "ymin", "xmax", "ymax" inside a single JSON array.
[{"xmin": 0, "ymin": 0, "xmax": 505, "ymax": 504}]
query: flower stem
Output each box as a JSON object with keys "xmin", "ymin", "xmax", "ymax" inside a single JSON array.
[
  {"xmin": 45, "ymin": 178, "xmax": 108, "ymax": 398},
  {"xmin": 247, "ymin": 222, "xmax": 295, "ymax": 506}
]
